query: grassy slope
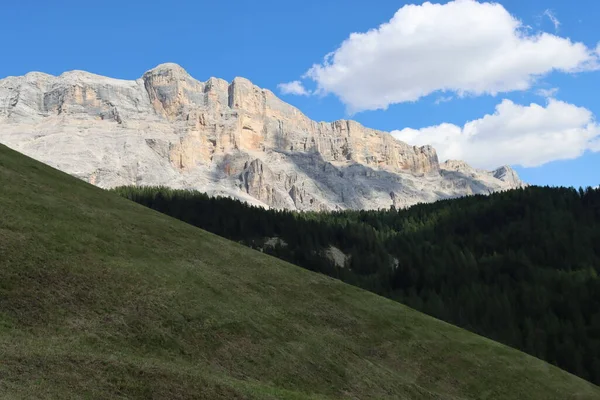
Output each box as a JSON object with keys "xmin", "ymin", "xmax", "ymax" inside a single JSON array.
[{"xmin": 0, "ymin": 143, "xmax": 598, "ymax": 400}]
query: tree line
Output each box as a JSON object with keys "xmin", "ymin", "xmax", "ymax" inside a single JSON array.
[{"xmin": 113, "ymin": 185, "xmax": 600, "ymax": 385}]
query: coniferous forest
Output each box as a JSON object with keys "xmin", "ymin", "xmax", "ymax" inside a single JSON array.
[{"xmin": 114, "ymin": 185, "xmax": 600, "ymax": 384}]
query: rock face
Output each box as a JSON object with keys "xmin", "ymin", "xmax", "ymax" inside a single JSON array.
[{"xmin": 0, "ymin": 64, "xmax": 525, "ymax": 210}]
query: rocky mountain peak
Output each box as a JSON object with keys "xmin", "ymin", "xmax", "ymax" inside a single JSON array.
[
  {"xmin": 143, "ymin": 62, "xmax": 190, "ymax": 78},
  {"xmin": 493, "ymin": 165, "xmax": 524, "ymax": 187},
  {"xmin": 441, "ymin": 160, "xmax": 471, "ymax": 171},
  {"xmin": 0, "ymin": 64, "xmax": 524, "ymax": 210},
  {"xmin": 24, "ymin": 71, "xmax": 53, "ymax": 80}
]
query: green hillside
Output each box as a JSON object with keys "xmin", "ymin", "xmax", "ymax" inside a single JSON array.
[
  {"xmin": 1, "ymin": 143, "xmax": 598, "ymax": 399},
  {"xmin": 112, "ymin": 184, "xmax": 600, "ymax": 384}
]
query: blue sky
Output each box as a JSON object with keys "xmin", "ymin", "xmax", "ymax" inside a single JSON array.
[{"xmin": 1, "ymin": 0, "xmax": 599, "ymax": 188}]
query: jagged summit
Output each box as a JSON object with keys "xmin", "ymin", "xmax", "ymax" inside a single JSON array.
[
  {"xmin": 231, "ymin": 76, "xmax": 255, "ymax": 84},
  {"xmin": 0, "ymin": 65, "xmax": 524, "ymax": 210},
  {"xmin": 441, "ymin": 159, "xmax": 471, "ymax": 171},
  {"xmin": 23, "ymin": 71, "xmax": 53, "ymax": 79},
  {"xmin": 145, "ymin": 62, "xmax": 187, "ymax": 72},
  {"xmin": 143, "ymin": 62, "xmax": 190, "ymax": 78},
  {"xmin": 493, "ymin": 165, "xmax": 524, "ymax": 186}
]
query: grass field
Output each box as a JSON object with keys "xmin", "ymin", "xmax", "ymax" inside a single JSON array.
[{"xmin": 1, "ymin": 142, "xmax": 598, "ymax": 399}]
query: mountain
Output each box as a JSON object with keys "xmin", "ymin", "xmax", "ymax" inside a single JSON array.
[
  {"xmin": 0, "ymin": 63, "xmax": 524, "ymax": 211},
  {"xmin": 0, "ymin": 143, "xmax": 597, "ymax": 399}
]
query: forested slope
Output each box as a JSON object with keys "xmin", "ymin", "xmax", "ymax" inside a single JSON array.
[{"xmin": 115, "ymin": 184, "xmax": 600, "ymax": 385}]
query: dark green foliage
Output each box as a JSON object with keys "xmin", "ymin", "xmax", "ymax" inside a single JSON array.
[{"xmin": 114, "ymin": 184, "xmax": 600, "ymax": 385}]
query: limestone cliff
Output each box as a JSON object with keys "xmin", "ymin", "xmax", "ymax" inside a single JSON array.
[{"xmin": 0, "ymin": 63, "xmax": 524, "ymax": 210}]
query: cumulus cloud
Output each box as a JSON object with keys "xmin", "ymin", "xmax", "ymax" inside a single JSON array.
[
  {"xmin": 277, "ymin": 80, "xmax": 310, "ymax": 96},
  {"xmin": 298, "ymin": 0, "xmax": 599, "ymax": 112},
  {"xmin": 391, "ymin": 99, "xmax": 600, "ymax": 169}
]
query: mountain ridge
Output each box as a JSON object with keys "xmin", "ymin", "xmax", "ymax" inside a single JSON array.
[{"xmin": 0, "ymin": 63, "xmax": 524, "ymax": 210}]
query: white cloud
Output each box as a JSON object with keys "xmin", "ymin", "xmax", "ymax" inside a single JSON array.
[
  {"xmin": 543, "ymin": 9, "xmax": 560, "ymax": 32},
  {"xmin": 536, "ymin": 87, "xmax": 559, "ymax": 98},
  {"xmin": 391, "ymin": 99, "xmax": 600, "ymax": 169},
  {"xmin": 299, "ymin": 0, "xmax": 599, "ymax": 112},
  {"xmin": 434, "ymin": 95, "xmax": 454, "ymax": 104},
  {"xmin": 589, "ymin": 137, "xmax": 600, "ymax": 152},
  {"xmin": 277, "ymin": 80, "xmax": 310, "ymax": 96}
]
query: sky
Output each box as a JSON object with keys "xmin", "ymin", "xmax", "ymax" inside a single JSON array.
[{"xmin": 1, "ymin": 0, "xmax": 599, "ymax": 188}]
